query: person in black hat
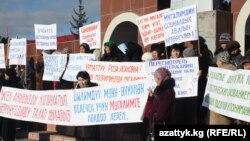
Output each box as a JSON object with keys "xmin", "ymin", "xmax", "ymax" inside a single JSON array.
[
  {"xmin": 214, "ymin": 33, "xmax": 232, "ymax": 65},
  {"xmin": 226, "ymin": 41, "xmax": 244, "ymax": 69}
]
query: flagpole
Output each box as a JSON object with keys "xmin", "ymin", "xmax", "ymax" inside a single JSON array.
[{"xmin": 5, "ymin": 27, "xmax": 10, "ymax": 68}]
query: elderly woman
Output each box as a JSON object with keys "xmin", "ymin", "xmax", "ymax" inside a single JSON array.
[
  {"xmin": 210, "ymin": 51, "xmax": 236, "ymax": 125},
  {"xmin": 148, "ymin": 67, "xmax": 176, "ymax": 129}
]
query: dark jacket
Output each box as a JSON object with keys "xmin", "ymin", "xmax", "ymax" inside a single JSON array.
[
  {"xmin": 149, "ymin": 78, "xmax": 176, "ymax": 128},
  {"xmin": 1, "ymin": 68, "xmax": 21, "ymax": 140}
]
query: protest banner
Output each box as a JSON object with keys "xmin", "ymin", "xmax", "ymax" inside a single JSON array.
[
  {"xmin": 35, "ymin": 24, "xmax": 57, "ymax": 50},
  {"xmin": 0, "ymin": 80, "xmax": 149, "ymax": 126},
  {"xmin": 8, "ymin": 38, "xmax": 27, "ymax": 65},
  {"xmin": 148, "ymin": 57, "xmax": 199, "ymax": 98},
  {"xmin": 0, "ymin": 43, "xmax": 5, "ymax": 68},
  {"xmin": 62, "ymin": 53, "xmax": 95, "ymax": 81},
  {"xmin": 83, "ymin": 61, "xmax": 148, "ymax": 85},
  {"xmin": 79, "ymin": 21, "xmax": 101, "ymax": 50},
  {"xmin": 136, "ymin": 8, "xmax": 170, "ymax": 46},
  {"xmin": 203, "ymin": 67, "xmax": 250, "ymax": 122},
  {"xmin": 163, "ymin": 5, "xmax": 198, "ymax": 46},
  {"xmin": 42, "ymin": 54, "xmax": 67, "ymax": 81}
]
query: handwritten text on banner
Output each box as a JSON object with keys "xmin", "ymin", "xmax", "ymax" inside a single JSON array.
[
  {"xmin": 0, "ymin": 43, "xmax": 6, "ymax": 68},
  {"xmin": 148, "ymin": 57, "xmax": 199, "ymax": 98},
  {"xmin": 137, "ymin": 8, "xmax": 170, "ymax": 46},
  {"xmin": 203, "ymin": 67, "xmax": 250, "ymax": 122},
  {"xmin": 43, "ymin": 54, "xmax": 67, "ymax": 81},
  {"xmin": 79, "ymin": 21, "xmax": 101, "ymax": 50},
  {"xmin": 163, "ymin": 5, "xmax": 198, "ymax": 46},
  {"xmin": 9, "ymin": 38, "xmax": 27, "ymax": 65},
  {"xmin": 0, "ymin": 80, "xmax": 148, "ymax": 126},
  {"xmin": 35, "ymin": 24, "xmax": 57, "ymax": 50}
]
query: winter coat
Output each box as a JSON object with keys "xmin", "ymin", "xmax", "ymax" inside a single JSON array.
[{"xmin": 149, "ymin": 78, "xmax": 176, "ymax": 129}]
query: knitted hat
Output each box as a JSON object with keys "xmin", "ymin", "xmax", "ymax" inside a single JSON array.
[
  {"xmin": 154, "ymin": 67, "xmax": 171, "ymax": 81},
  {"xmin": 183, "ymin": 47, "xmax": 196, "ymax": 57},
  {"xmin": 217, "ymin": 51, "xmax": 230, "ymax": 64},
  {"xmin": 219, "ymin": 33, "xmax": 231, "ymax": 43},
  {"xmin": 226, "ymin": 41, "xmax": 241, "ymax": 53},
  {"xmin": 104, "ymin": 41, "xmax": 116, "ymax": 47}
]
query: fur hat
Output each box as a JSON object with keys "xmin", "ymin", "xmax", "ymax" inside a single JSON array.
[
  {"xmin": 217, "ymin": 51, "xmax": 230, "ymax": 64},
  {"xmin": 5, "ymin": 68, "xmax": 17, "ymax": 80},
  {"xmin": 219, "ymin": 33, "xmax": 231, "ymax": 43},
  {"xmin": 242, "ymin": 55, "xmax": 250, "ymax": 66},
  {"xmin": 141, "ymin": 52, "xmax": 153, "ymax": 61},
  {"xmin": 154, "ymin": 67, "xmax": 171, "ymax": 81},
  {"xmin": 183, "ymin": 47, "xmax": 196, "ymax": 57}
]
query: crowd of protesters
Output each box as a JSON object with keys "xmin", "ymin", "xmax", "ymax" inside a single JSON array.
[{"xmin": 0, "ymin": 33, "xmax": 250, "ymax": 141}]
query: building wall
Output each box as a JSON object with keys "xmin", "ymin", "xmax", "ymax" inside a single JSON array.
[
  {"xmin": 231, "ymin": 0, "xmax": 246, "ymax": 39},
  {"xmin": 101, "ymin": 0, "xmax": 157, "ymax": 48}
]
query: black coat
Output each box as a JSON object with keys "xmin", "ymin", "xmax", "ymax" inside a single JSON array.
[{"xmin": 1, "ymin": 74, "xmax": 21, "ymax": 140}]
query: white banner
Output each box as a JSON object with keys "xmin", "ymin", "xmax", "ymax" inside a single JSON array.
[
  {"xmin": 35, "ymin": 24, "xmax": 57, "ymax": 50},
  {"xmin": 0, "ymin": 43, "xmax": 5, "ymax": 68},
  {"xmin": 203, "ymin": 67, "xmax": 250, "ymax": 122},
  {"xmin": 163, "ymin": 5, "xmax": 198, "ymax": 46},
  {"xmin": 42, "ymin": 54, "xmax": 67, "ymax": 81},
  {"xmin": 8, "ymin": 38, "xmax": 27, "ymax": 65},
  {"xmin": 136, "ymin": 8, "xmax": 170, "ymax": 46},
  {"xmin": 79, "ymin": 21, "xmax": 101, "ymax": 50},
  {"xmin": 0, "ymin": 80, "xmax": 149, "ymax": 126},
  {"xmin": 83, "ymin": 61, "xmax": 148, "ymax": 85},
  {"xmin": 148, "ymin": 57, "xmax": 199, "ymax": 98},
  {"xmin": 62, "ymin": 53, "xmax": 95, "ymax": 81}
]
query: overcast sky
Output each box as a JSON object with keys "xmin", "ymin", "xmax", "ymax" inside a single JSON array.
[{"xmin": 0, "ymin": 0, "xmax": 100, "ymax": 39}]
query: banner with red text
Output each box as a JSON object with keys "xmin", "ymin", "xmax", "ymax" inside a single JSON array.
[
  {"xmin": 0, "ymin": 80, "xmax": 149, "ymax": 126},
  {"xmin": 137, "ymin": 8, "xmax": 170, "ymax": 46},
  {"xmin": 82, "ymin": 61, "xmax": 148, "ymax": 85},
  {"xmin": 79, "ymin": 21, "xmax": 101, "ymax": 50},
  {"xmin": 0, "ymin": 43, "xmax": 6, "ymax": 68}
]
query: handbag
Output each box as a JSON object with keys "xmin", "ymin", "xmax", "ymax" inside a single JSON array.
[
  {"xmin": 147, "ymin": 113, "xmax": 156, "ymax": 141},
  {"xmin": 147, "ymin": 132, "xmax": 155, "ymax": 141}
]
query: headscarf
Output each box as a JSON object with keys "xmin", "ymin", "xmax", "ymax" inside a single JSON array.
[{"xmin": 154, "ymin": 67, "xmax": 171, "ymax": 82}]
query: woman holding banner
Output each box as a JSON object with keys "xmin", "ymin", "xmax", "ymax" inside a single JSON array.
[
  {"xmin": 210, "ymin": 51, "xmax": 236, "ymax": 125},
  {"xmin": 75, "ymin": 71, "xmax": 99, "ymax": 141}
]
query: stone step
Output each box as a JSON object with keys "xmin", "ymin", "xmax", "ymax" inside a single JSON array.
[
  {"xmin": 28, "ymin": 131, "xmax": 57, "ymax": 141},
  {"xmin": 16, "ymin": 129, "xmax": 29, "ymax": 139},
  {"xmin": 50, "ymin": 134, "xmax": 77, "ymax": 141}
]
